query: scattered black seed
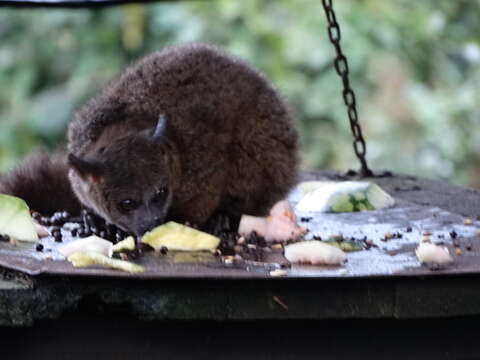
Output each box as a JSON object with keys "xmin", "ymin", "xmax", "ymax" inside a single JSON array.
[
  {"xmin": 87, "ymin": 215, "xmax": 96, "ymax": 229},
  {"xmin": 466, "ymin": 244, "xmax": 473, "ymax": 251},
  {"xmin": 450, "ymin": 231, "xmax": 458, "ymax": 239},
  {"xmin": 222, "ymin": 215, "xmax": 231, "ymax": 232},
  {"xmin": 106, "ymin": 224, "xmax": 116, "ymax": 240},
  {"xmin": 159, "ymin": 246, "xmax": 168, "ymax": 255},
  {"xmin": 127, "ymin": 251, "xmax": 138, "ymax": 260},
  {"xmin": 36, "ymin": 243, "xmax": 44, "ymax": 252},
  {"xmin": 54, "ymin": 233, "xmax": 63, "ymax": 242},
  {"xmin": 138, "ymin": 242, "xmax": 154, "ymax": 253},
  {"xmin": 50, "ymin": 215, "xmax": 63, "ymax": 226},
  {"xmin": 437, "ymin": 234, "xmax": 445, "ymax": 239},
  {"xmin": 51, "ymin": 227, "xmax": 61, "ymax": 235},
  {"xmin": 406, "ymin": 227, "xmax": 412, "ymax": 233},
  {"xmin": 300, "ymin": 217, "xmax": 312, "ymax": 222},
  {"xmin": 28, "ymin": 206, "xmax": 279, "ymax": 264},
  {"xmin": 362, "ymin": 238, "xmax": 373, "ymax": 251}
]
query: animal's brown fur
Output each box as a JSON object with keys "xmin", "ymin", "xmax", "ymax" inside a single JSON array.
[
  {"xmin": 2, "ymin": 43, "xmax": 299, "ymax": 235},
  {"xmin": 0, "ymin": 149, "xmax": 81, "ymax": 215}
]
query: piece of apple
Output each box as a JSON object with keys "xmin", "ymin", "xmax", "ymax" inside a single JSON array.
[{"xmin": 238, "ymin": 200, "xmax": 306, "ymax": 242}]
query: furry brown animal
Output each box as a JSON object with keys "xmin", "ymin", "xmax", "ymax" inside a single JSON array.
[
  {"xmin": 1, "ymin": 43, "xmax": 299, "ymax": 236},
  {"xmin": 0, "ymin": 149, "xmax": 81, "ymax": 215}
]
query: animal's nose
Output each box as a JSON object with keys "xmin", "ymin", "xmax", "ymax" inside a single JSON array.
[
  {"xmin": 154, "ymin": 216, "xmax": 164, "ymax": 226},
  {"xmin": 136, "ymin": 217, "xmax": 165, "ymax": 236},
  {"xmin": 135, "ymin": 227, "xmax": 148, "ymax": 237}
]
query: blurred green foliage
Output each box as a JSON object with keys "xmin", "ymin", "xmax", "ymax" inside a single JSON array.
[{"xmin": 0, "ymin": 0, "xmax": 479, "ymax": 186}]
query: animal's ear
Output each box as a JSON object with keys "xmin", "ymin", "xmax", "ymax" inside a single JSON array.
[
  {"xmin": 68, "ymin": 154, "xmax": 104, "ymax": 184},
  {"xmin": 152, "ymin": 114, "xmax": 167, "ymax": 140}
]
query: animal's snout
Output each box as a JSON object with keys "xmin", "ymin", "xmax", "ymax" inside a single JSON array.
[{"xmin": 135, "ymin": 216, "xmax": 165, "ymax": 237}]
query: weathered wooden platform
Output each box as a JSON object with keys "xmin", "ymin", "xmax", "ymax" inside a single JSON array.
[{"xmin": 0, "ymin": 170, "xmax": 480, "ymax": 328}]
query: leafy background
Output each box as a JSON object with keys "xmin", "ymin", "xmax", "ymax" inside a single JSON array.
[{"xmin": 0, "ymin": 0, "xmax": 479, "ymax": 186}]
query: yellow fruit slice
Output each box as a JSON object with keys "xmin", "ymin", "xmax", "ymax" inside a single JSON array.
[
  {"xmin": 112, "ymin": 236, "xmax": 136, "ymax": 253},
  {"xmin": 141, "ymin": 221, "xmax": 220, "ymax": 251},
  {"xmin": 68, "ymin": 251, "xmax": 144, "ymax": 273}
]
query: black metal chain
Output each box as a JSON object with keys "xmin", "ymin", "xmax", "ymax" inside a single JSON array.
[{"xmin": 321, "ymin": 0, "xmax": 373, "ymax": 177}]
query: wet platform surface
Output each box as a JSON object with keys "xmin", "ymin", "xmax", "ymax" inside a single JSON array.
[
  {"xmin": 1, "ymin": 170, "xmax": 480, "ymax": 326},
  {"xmin": 1, "ymin": 170, "xmax": 479, "ymax": 279}
]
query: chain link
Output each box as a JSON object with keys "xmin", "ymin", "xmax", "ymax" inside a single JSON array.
[{"xmin": 321, "ymin": 0, "xmax": 373, "ymax": 177}]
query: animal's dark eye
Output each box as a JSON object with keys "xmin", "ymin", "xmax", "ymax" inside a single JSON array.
[
  {"xmin": 118, "ymin": 199, "xmax": 139, "ymax": 213},
  {"xmin": 152, "ymin": 186, "xmax": 168, "ymax": 203}
]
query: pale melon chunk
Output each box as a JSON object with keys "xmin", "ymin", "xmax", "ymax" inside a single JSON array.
[
  {"xmin": 68, "ymin": 251, "xmax": 145, "ymax": 273},
  {"xmin": 0, "ymin": 194, "xmax": 38, "ymax": 242},
  {"xmin": 112, "ymin": 236, "xmax": 136, "ymax": 253},
  {"xmin": 141, "ymin": 221, "xmax": 220, "ymax": 251},
  {"xmin": 59, "ymin": 235, "xmax": 113, "ymax": 257},
  {"xmin": 284, "ymin": 240, "xmax": 347, "ymax": 265}
]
